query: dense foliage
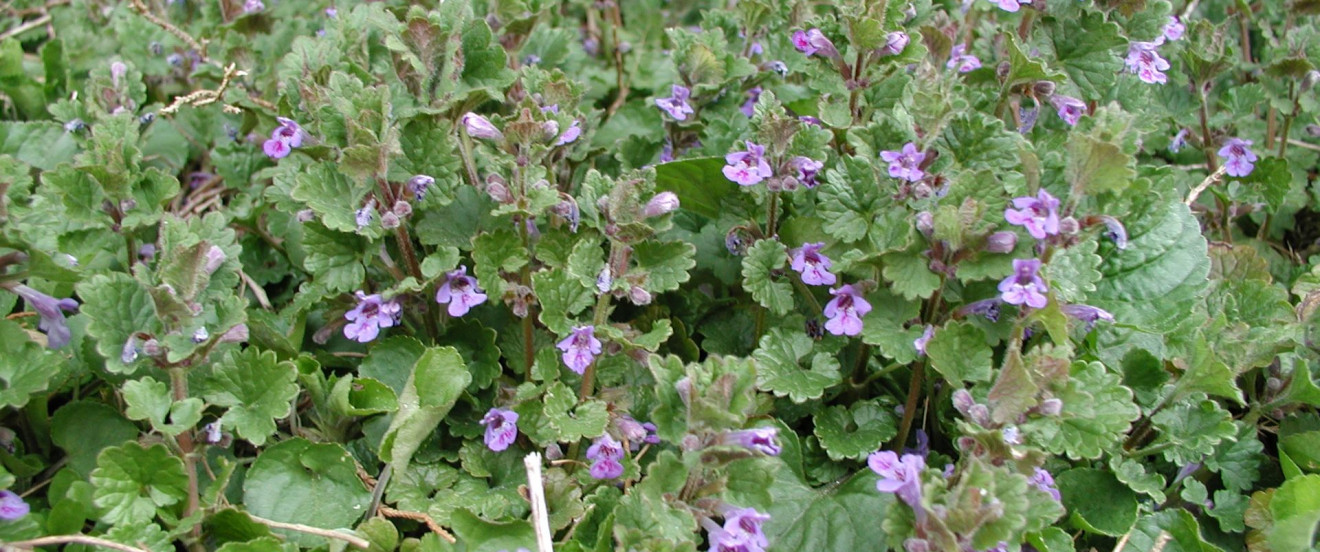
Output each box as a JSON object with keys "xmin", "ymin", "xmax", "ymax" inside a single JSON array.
[{"xmin": 0, "ymin": 0, "xmax": 1318, "ymax": 551}]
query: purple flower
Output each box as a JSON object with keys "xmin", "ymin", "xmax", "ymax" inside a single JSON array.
[
  {"xmin": 947, "ymin": 44, "xmax": 982, "ymax": 73},
  {"xmin": 1169, "ymin": 128, "xmax": 1189, "ymax": 153},
  {"xmin": 586, "ymin": 434, "xmax": 624, "ymax": 479},
  {"xmin": 913, "ymin": 325, "xmax": 934, "ymax": 356},
  {"xmin": 958, "ymin": 298, "xmax": 1002, "ymax": 322},
  {"xmin": 881, "ymin": 32, "xmax": 909, "ymax": 56},
  {"xmin": 1004, "ymin": 189, "xmax": 1061, "ymax": 240},
  {"xmin": 740, "ymin": 87, "xmax": 762, "ymax": 117},
  {"xmin": 990, "ymin": 0, "xmax": 1031, "ymax": 11},
  {"xmin": 792, "ymin": 29, "xmax": 839, "ymax": 58},
  {"xmin": 1218, "ymin": 137, "xmax": 1257, "ymax": 177},
  {"xmin": 480, "ymin": 408, "xmax": 519, "ymax": 452},
  {"xmin": 720, "ymin": 427, "xmax": 782, "ymax": 456},
  {"xmin": 262, "ymin": 117, "xmax": 306, "ymax": 159},
  {"xmin": 868, "ymin": 450, "xmax": 925, "ymax": 508},
  {"xmin": 790, "ymin": 242, "xmax": 836, "ymax": 286},
  {"xmin": 998, "ymin": 258, "xmax": 1049, "ymax": 309},
  {"xmin": 722, "ymin": 141, "xmax": 773, "ymax": 186},
  {"xmin": 1030, "ymin": 467, "xmax": 1062, "ymax": 501},
  {"xmin": 789, "ymin": 156, "xmax": 824, "ymax": 188},
  {"xmin": 0, "ymin": 490, "xmax": 29, "ymax": 520},
  {"xmin": 1060, "ymin": 304, "xmax": 1115, "ymax": 331},
  {"xmin": 703, "ymin": 518, "xmax": 761, "ymax": 552},
  {"xmin": 1097, "ymin": 215, "xmax": 1128, "ymax": 249},
  {"xmin": 880, "ymin": 142, "xmax": 926, "ymax": 182},
  {"xmin": 556, "ymin": 120, "xmax": 582, "ymax": 146},
  {"xmin": 659, "ymin": 140, "xmax": 675, "ymax": 163},
  {"xmin": 655, "ymin": 85, "xmax": 695, "ymax": 121},
  {"xmin": 408, "ymin": 175, "xmax": 434, "ymax": 199},
  {"xmin": 355, "ymin": 199, "xmax": 375, "ymax": 229},
  {"xmin": 461, "ymin": 113, "xmax": 503, "ymax": 140},
  {"xmin": 242, "ymin": 0, "xmax": 264, "ymax": 13},
  {"xmin": 824, "ymin": 284, "xmax": 871, "ymax": 336},
  {"xmin": 1125, "ymin": 42, "xmax": 1171, "ymax": 85},
  {"xmin": 1161, "ymin": 16, "xmax": 1185, "ymax": 43},
  {"xmin": 435, "ymin": 266, "xmax": 487, "ymax": 317},
  {"xmin": 343, "ymin": 291, "xmax": 401, "ymax": 343},
  {"xmin": 557, "ymin": 325, "xmax": 601, "ymax": 374},
  {"xmin": 643, "ymin": 191, "xmax": 680, "ymax": 217},
  {"xmin": 8, "ymin": 284, "xmax": 78, "ymax": 349},
  {"xmin": 717, "ymin": 506, "xmax": 771, "ymax": 550},
  {"xmin": 1049, "ymin": 95, "xmax": 1086, "ymax": 126}
]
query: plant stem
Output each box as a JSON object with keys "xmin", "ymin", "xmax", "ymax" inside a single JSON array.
[
  {"xmin": 765, "ymin": 191, "xmax": 780, "ymax": 238},
  {"xmin": 893, "ymin": 360, "xmax": 926, "ymax": 450},
  {"xmin": 168, "ymin": 367, "xmax": 203, "ymax": 548}
]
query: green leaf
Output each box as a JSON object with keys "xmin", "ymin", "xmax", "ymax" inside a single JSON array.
[
  {"xmin": 388, "ymin": 462, "xmax": 522, "ymax": 527},
  {"xmin": 542, "ymin": 382, "xmax": 609, "ymax": 442},
  {"xmin": 1005, "ymin": 34, "xmax": 1064, "ymax": 86},
  {"xmin": 1205, "ymin": 422, "xmax": 1264, "ymax": 492},
  {"xmin": 77, "ymin": 273, "xmax": 159, "ymax": 376},
  {"xmin": 51, "ymin": 402, "xmax": 140, "ymax": 478},
  {"xmin": 0, "ymin": 318, "xmax": 63, "ymax": 408},
  {"xmin": 450, "ymin": 508, "xmax": 538, "ymax": 552},
  {"xmin": 763, "ymin": 461, "xmax": 894, "ymax": 550},
  {"xmin": 1269, "ymin": 474, "xmax": 1320, "ymax": 552},
  {"xmin": 1127, "ymin": 509, "xmax": 1225, "ymax": 552},
  {"xmin": 329, "ymin": 376, "xmax": 399, "ymax": 417},
  {"xmin": 1057, "ymin": 468, "xmax": 1138, "ymax": 536},
  {"xmin": 90, "ymin": 443, "xmax": 189, "ymax": 526},
  {"xmin": 472, "ymin": 228, "xmax": 527, "ymax": 297},
  {"xmin": 812, "ymin": 400, "xmax": 897, "ymax": 461},
  {"xmin": 380, "ymin": 346, "xmax": 471, "ymax": 472},
  {"xmin": 1067, "ymin": 133, "xmax": 1135, "ymax": 196},
  {"xmin": 1109, "ymin": 456, "xmax": 1167, "ymax": 502},
  {"xmin": 1233, "ymin": 156, "xmax": 1292, "ymax": 211},
  {"xmin": 1090, "ymin": 201, "xmax": 1210, "ymax": 334},
  {"xmin": 741, "ymin": 238, "xmax": 793, "ymax": 315},
  {"xmin": 122, "ymin": 377, "xmax": 204, "ymax": 437},
  {"xmin": 653, "ymin": 157, "xmax": 742, "ymax": 220},
  {"xmin": 291, "ymin": 162, "xmax": 369, "ymax": 234},
  {"xmin": 1150, "ymin": 398, "xmax": 1238, "ymax": 465},
  {"xmin": 1023, "ymin": 361, "xmax": 1139, "ymax": 460},
  {"xmin": 818, "ymin": 156, "xmax": 912, "ymax": 252},
  {"xmin": 1047, "ymin": 13, "xmax": 1126, "ymax": 98},
  {"xmin": 882, "ymin": 251, "xmax": 942, "ymax": 301},
  {"xmin": 242, "ymin": 439, "xmax": 372, "ymax": 548},
  {"xmin": 859, "ymin": 288, "xmax": 924, "ymax": 364},
  {"xmin": 534, "ymin": 268, "xmax": 595, "ymax": 335},
  {"xmin": 633, "ymin": 240, "xmax": 696, "ymax": 293},
  {"xmin": 301, "ymin": 222, "xmax": 367, "ymax": 293},
  {"xmin": 926, "ymin": 321, "xmax": 993, "ymax": 383},
  {"xmin": 938, "ymin": 113, "xmax": 1025, "ymax": 172},
  {"xmin": 752, "ymin": 328, "xmax": 843, "ymax": 403},
  {"xmin": 988, "ymin": 349, "xmax": 1039, "ymax": 424},
  {"xmin": 203, "ymin": 348, "xmax": 299, "ymax": 447},
  {"xmin": 0, "ymin": 122, "xmax": 79, "ymax": 170}
]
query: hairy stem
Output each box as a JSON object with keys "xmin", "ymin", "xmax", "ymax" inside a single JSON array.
[{"xmin": 169, "ymin": 367, "xmax": 203, "ymax": 549}]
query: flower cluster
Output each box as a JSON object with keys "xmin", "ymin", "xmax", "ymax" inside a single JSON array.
[
  {"xmin": 824, "ymin": 284, "xmax": 871, "ymax": 336},
  {"xmin": 1218, "ymin": 137, "xmax": 1257, "ymax": 177},
  {"xmin": 703, "ymin": 506, "xmax": 772, "ymax": 552},
  {"xmin": 262, "ymin": 117, "xmax": 306, "ymax": 159},
  {"xmin": 343, "ymin": 291, "xmax": 402, "ymax": 343},
  {"xmin": 435, "ymin": 266, "xmax": 487, "ymax": 317},
  {"xmin": 557, "ymin": 325, "xmax": 602, "ymax": 374},
  {"xmin": 586, "ymin": 434, "xmax": 625, "ymax": 479}
]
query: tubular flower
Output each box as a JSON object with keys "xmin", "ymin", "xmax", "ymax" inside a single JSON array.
[
  {"xmin": 557, "ymin": 325, "xmax": 602, "ymax": 374},
  {"xmin": 824, "ymin": 284, "xmax": 871, "ymax": 336},
  {"xmin": 998, "ymin": 258, "xmax": 1049, "ymax": 309},
  {"xmin": 343, "ymin": 291, "xmax": 402, "ymax": 343},
  {"xmin": 435, "ymin": 266, "xmax": 488, "ymax": 317},
  {"xmin": 480, "ymin": 408, "xmax": 520, "ymax": 452}
]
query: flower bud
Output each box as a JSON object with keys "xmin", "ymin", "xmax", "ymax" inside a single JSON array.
[
  {"xmin": 380, "ymin": 211, "xmax": 401, "ymax": 229},
  {"xmin": 64, "ymin": 119, "xmax": 86, "ymax": 133},
  {"xmin": 219, "ymin": 324, "xmax": 249, "ymax": 344},
  {"xmin": 1032, "ymin": 80, "xmax": 1056, "ymax": 97},
  {"xmin": 1097, "ymin": 215, "xmax": 1128, "ymax": 249},
  {"xmin": 996, "ymin": 61, "xmax": 1012, "ymax": 80},
  {"xmin": 675, "ymin": 376, "xmax": 693, "ymax": 407},
  {"xmin": 393, "ymin": 200, "xmax": 412, "ymax": 218},
  {"xmin": 1266, "ymin": 377, "xmax": 1284, "ymax": 392},
  {"xmin": 542, "ymin": 120, "xmax": 560, "ymax": 141},
  {"xmin": 880, "ymin": 32, "xmax": 909, "ymax": 56},
  {"xmin": 407, "ymin": 175, "xmax": 434, "ymax": 199},
  {"xmin": 544, "ymin": 443, "xmax": 564, "ymax": 460},
  {"xmin": 915, "ymin": 211, "xmax": 934, "ymax": 238},
  {"xmin": 984, "ymin": 231, "xmax": 1017, "ymax": 253},
  {"xmin": 629, "ymin": 286, "xmax": 652, "ymax": 305},
  {"xmin": 110, "ymin": 61, "xmax": 127, "ymax": 85},
  {"xmin": 1302, "ymin": 70, "xmax": 1320, "ymax": 94},
  {"xmin": 204, "ymin": 245, "xmax": 226, "ymax": 274},
  {"xmin": 642, "ymin": 191, "xmax": 680, "ymax": 217},
  {"xmin": 121, "ymin": 336, "xmax": 139, "ymax": 364},
  {"xmin": 1058, "ymin": 216, "xmax": 1079, "ymax": 235},
  {"xmin": 596, "ymin": 267, "xmax": 613, "ymax": 293},
  {"xmin": 485, "ymin": 180, "xmax": 513, "ymax": 204},
  {"xmin": 968, "ymin": 404, "xmax": 991, "ymax": 427},
  {"xmin": 142, "ymin": 338, "xmax": 161, "ymax": 356},
  {"xmin": 296, "ymin": 209, "xmax": 315, "ymax": 222},
  {"xmin": 1306, "ymin": 124, "xmax": 1320, "ymax": 137},
  {"xmin": 192, "ymin": 327, "xmax": 210, "ymax": 343},
  {"xmin": 1038, "ymin": 398, "xmax": 1063, "ymax": 416},
  {"xmin": 461, "ymin": 113, "xmax": 503, "ymax": 140},
  {"xmin": 952, "ymin": 389, "xmax": 976, "ymax": 416}
]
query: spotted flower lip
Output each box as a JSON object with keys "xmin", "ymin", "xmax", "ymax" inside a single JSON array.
[
  {"xmin": 824, "ymin": 284, "xmax": 871, "ymax": 336},
  {"xmin": 8, "ymin": 284, "xmax": 79, "ymax": 349},
  {"xmin": 722, "ymin": 141, "xmax": 773, "ymax": 186},
  {"xmin": 1049, "ymin": 95, "xmax": 1087, "ymax": 126},
  {"xmin": 480, "ymin": 408, "xmax": 520, "ymax": 452},
  {"xmin": 720, "ymin": 427, "xmax": 782, "ymax": 456},
  {"xmin": 434, "ymin": 266, "xmax": 487, "ymax": 317},
  {"xmin": 1217, "ymin": 137, "xmax": 1257, "ymax": 177},
  {"xmin": 1030, "ymin": 467, "xmax": 1062, "ymax": 501},
  {"xmin": 792, "ymin": 29, "xmax": 839, "ymax": 58},
  {"xmin": 718, "ymin": 507, "xmax": 771, "ymax": 549},
  {"xmin": 586, "ymin": 433, "xmax": 625, "ymax": 479},
  {"xmin": 343, "ymin": 291, "xmax": 401, "ymax": 343},
  {"xmin": 1004, "ymin": 189, "xmax": 1061, "ymax": 240},
  {"xmin": 654, "ymin": 84, "xmax": 695, "ymax": 121},
  {"xmin": 1125, "ymin": 41, "xmax": 1171, "ymax": 84},
  {"xmin": 790, "ymin": 242, "xmax": 836, "ymax": 286},
  {"xmin": 262, "ymin": 117, "xmax": 306, "ymax": 159},
  {"xmin": 556, "ymin": 325, "xmax": 602, "ymax": 374},
  {"xmin": 880, "ymin": 142, "xmax": 926, "ymax": 182},
  {"xmin": 789, "ymin": 156, "xmax": 824, "ymax": 188},
  {"xmin": 998, "ymin": 258, "xmax": 1049, "ymax": 309},
  {"xmin": 880, "ymin": 31, "xmax": 909, "ymax": 56}
]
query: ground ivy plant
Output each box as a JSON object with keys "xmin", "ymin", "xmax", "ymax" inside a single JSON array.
[{"xmin": 0, "ymin": 0, "xmax": 1317, "ymax": 550}]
